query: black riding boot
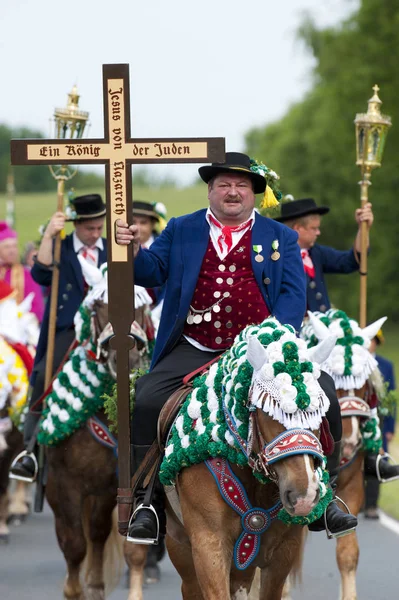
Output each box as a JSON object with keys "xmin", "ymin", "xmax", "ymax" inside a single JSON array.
[
  {"xmin": 9, "ymin": 410, "xmax": 40, "ymax": 482},
  {"xmin": 127, "ymin": 444, "xmax": 166, "ymax": 545},
  {"xmin": 364, "ymin": 453, "xmax": 399, "ymax": 483},
  {"xmin": 308, "ymin": 441, "xmax": 358, "ymax": 538}
]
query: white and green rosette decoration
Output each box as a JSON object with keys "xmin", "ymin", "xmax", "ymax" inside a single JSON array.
[
  {"xmin": 38, "ymin": 257, "xmax": 153, "ymax": 446},
  {"xmin": 301, "ymin": 310, "xmax": 388, "ymax": 454},
  {"xmin": 160, "ymin": 317, "xmax": 336, "ymax": 526}
]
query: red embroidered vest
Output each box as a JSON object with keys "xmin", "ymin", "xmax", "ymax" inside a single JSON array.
[{"xmin": 183, "ymin": 230, "xmax": 270, "ymax": 349}]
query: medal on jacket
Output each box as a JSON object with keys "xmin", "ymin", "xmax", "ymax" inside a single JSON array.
[
  {"xmin": 271, "ymin": 239, "xmax": 280, "ymax": 261},
  {"xmin": 253, "ymin": 245, "xmax": 264, "ymax": 263}
]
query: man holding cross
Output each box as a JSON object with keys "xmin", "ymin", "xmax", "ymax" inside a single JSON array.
[{"xmin": 116, "ymin": 152, "xmax": 357, "ymax": 544}]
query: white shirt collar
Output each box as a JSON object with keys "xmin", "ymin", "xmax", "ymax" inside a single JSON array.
[
  {"xmin": 205, "ymin": 208, "xmax": 256, "ymax": 228},
  {"xmin": 73, "ymin": 231, "xmax": 104, "ymax": 253}
]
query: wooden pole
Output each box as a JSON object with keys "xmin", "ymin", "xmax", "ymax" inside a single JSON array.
[
  {"xmin": 359, "ymin": 170, "xmax": 371, "ymax": 328},
  {"xmin": 34, "ymin": 173, "xmax": 65, "ymax": 512},
  {"xmin": 44, "ymin": 175, "xmax": 65, "ymax": 387}
]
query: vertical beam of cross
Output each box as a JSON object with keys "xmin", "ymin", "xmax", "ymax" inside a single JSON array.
[{"xmin": 10, "ymin": 63, "xmax": 225, "ymax": 497}]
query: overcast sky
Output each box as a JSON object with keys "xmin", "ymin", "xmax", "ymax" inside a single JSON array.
[{"xmin": 1, "ymin": 0, "xmax": 356, "ymax": 185}]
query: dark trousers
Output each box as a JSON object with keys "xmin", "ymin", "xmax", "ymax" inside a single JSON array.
[
  {"xmin": 365, "ymin": 475, "xmax": 380, "ymax": 509},
  {"xmin": 24, "ymin": 328, "xmax": 76, "ymax": 444},
  {"xmin": 132, "ymin": 339, "xmax": 342, "ymax": 446},
  {"xmin": 132, "ymin": 339, "xmax": 222, "ymax": 445}
]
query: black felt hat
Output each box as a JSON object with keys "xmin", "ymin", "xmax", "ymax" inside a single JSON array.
[
  {"xmin": 275, "ymin": 198, "xmax": 330, "ymax": 222},
  {"xmin": 198, "ymin": 152, "xmax": 267, "ymax": 194},
  {"xmin": 132, "ymin": 201, "xmax": 159, "ymax": 221},
  {"xmin": 67, "ymin": 194, "xmax": 106, "ymax": 221}
]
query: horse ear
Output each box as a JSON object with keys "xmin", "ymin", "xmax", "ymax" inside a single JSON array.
[
  {"xmin": 361, "ymin": 316, "xmax": 388, "ymax": 341},
  {"xmin": 77, "ymin": 255, "xmax": 103, "ymax": 287},
  {"xmin": 307, "ymin": 311, "xmax": 330, "ymax": 340},
  {"xmin": 18, "ymin": 292, "xmax": 35, "ymax": 313},
  {"xmin": 307, "ymin": 334, "xmax": 337, "ymax": 365},
  {"xmin": 246, "ymin": 335, "xmax": 268, "ymax": 372}
]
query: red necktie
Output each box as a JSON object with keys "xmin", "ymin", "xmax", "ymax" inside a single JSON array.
[
  {"xmin": 81, "ymin": 245, "xmax": 97, "ymax": 265},
  {"xmin": 208, "ymin": 214, "xmax": 252, "ymax": 253},
  {"xmin": 301, "ymin": 249, "xmax": 315, "ymax": 278}
]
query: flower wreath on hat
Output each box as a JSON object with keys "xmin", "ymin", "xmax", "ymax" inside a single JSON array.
[{"xmin": 250, "ymin": 159, "xmax": 283, "ymax": 209}]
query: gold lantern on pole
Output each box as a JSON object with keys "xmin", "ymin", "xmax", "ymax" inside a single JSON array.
[
  {"xmin": 45, "ymin": 86, "xmax": 89, "ymax": 389},
  {"xmin": 354, "ymin": 85, "xmax": 391, "ymax": 328}
]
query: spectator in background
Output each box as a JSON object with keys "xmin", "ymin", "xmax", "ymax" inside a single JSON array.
[
  {"xmin": 364, "ymin": 328, "xmax": 397, "ymax": 519},
  {"xmin": 22, "ymin": 241, "xmax": 38, "ymax": 269},
  {"xmin": 0, "ymin": 221, "xmax": 44, "ymax": 322}
]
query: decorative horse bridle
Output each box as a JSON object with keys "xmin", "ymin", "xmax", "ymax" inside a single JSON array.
[
  {"xmin": 338, "ymin": 394, "xmax": 371, "ymax": 469},
  {"xmin": 222, "ymin": 400, "xmax": 324, "ymax": 484}
]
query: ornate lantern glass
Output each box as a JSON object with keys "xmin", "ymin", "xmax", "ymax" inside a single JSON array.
[
  {"xmin": 53, "ymin": 85, "xmax": 89, "ymax": 140},
  {"xmin": 354, "ymin": 85, "xmax": 391, "ymax": 170}
]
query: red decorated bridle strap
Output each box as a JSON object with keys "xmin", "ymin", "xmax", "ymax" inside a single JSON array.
[
  {"xmin": 205, "ymin": 458, "xmax": 282, "ymax": 570},
  {"xmin": 339, "ymin": 396, "xmax": 371, "ymax": 419},
  {"xmin": 263, "ymin": 428, "xmax": 324, "ymax": 465}
]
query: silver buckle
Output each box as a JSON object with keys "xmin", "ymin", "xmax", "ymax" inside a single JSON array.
[
  {"xmin": 126, "ymin": 503, "xmax": 159, "ymax": 545},
  {"xmin": 325, "ymin": 496, "xmax": 357, "ymax": 540},
  {"xmin": 376, "ymin": 453, "xmax": 399, "ymax": 483},
  {"xmin": 9, "ymin": 451, "xmax": 38, "ymax": 483}
]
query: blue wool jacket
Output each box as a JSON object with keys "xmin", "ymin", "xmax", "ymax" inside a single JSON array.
[
  {"xmin": 307, "ymin": 244, "xmax": 360, "ymax": 312},
  {"xmin": 31, "ymin": 234, "xmax": 107, "ymax": 366},
  {"xmin": 134, "ymin": 209, "xmax": 306, "ymax": 368}
]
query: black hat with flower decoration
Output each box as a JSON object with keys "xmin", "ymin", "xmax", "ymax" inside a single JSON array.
[
  {"xmin": 198, "ymin": 152, "xmax": 282, "ymax": 209},
  {"xmin": 65, "ymin": 194, "xmax": 106, "ymax": 221}
]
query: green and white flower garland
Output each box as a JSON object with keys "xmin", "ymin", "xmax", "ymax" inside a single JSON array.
[
  {"xmin": 301, "ymin": 309, "xmax": 382, "ymax": 453},
  {"xmin": 38, "ymin": 305, "xmax": 114, "ymax": 446},
  {"xmin": 301, "ymin": 310, "xmax": 378, "ymax": 390},
  {"xmin": 160, "ymin": 317, "xmax": 332, "ymax": 526}
]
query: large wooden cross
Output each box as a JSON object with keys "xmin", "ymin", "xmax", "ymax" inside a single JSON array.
[{"xmin": 11, "ymin": 63, "xmax": 225, "ymax": 503}]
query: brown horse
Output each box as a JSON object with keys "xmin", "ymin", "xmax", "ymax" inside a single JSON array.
[
  {"xmin": 124, "ymin": 325, "xmax": 336, "ymax": 600},
  {"xmin": 43, "ymin": 295, "xmax": 151, "ymax": 600},
  {"xmin": 300, "ymin": 310, "xmax": 387, "ymax": 600}
]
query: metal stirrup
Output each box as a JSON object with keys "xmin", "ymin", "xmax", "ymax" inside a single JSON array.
[
  {"xmin": 10, "ymin": 451, "xmax": 38, "ymax": 483},
  {"xmin": 126, "ymin": 503, "xmax": 159, "ymax": 545},
  {"xmin": 324, "ymin": 496, "xmax": 357, "ymax": 540}
]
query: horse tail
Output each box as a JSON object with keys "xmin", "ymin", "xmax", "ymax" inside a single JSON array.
[{"xmin": 81, "ymin": 497, "xmax": 125, "ymax": 594}]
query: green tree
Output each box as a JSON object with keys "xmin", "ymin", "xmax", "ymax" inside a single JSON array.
[{"xmin": 246, "ymin": 0, "xmax": 399, "ymax": 322}]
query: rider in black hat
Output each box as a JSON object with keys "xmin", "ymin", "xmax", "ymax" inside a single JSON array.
[
  {"xmin": 115, "ymin": 152, "xmax": 358, "ymax": 545},
  {"xmin": 11, "ymin": 194, "xmax": 107, "ymax": 481},
  {"xmin": 278, "ymin": 198, "xmax": 399, "ymax": 483},
  {"xmin": 276, "ymin": 197, "xmax": 373, "ymax": 314}
]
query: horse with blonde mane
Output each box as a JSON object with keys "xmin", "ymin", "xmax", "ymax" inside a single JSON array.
[
  {"xmin": 300, "ymin": 309, "xmax": 398, "ymax": 600},
  {"xmin": 125, "ymin": 317, "xmax": 345, "ymax": 599}
]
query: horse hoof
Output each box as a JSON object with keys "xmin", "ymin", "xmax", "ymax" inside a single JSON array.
[
  {"xmin": 8, "ymin": 513, "xmax": 27, "ymax": 526},
  {"xmin": 144, "ymin": 564, "xmax": 161, "ymax": 585},
  {"xmin": 0, "ymin": 534, "xmax": 10, "ymax": 545},
  {"xmin": 86, "ymin": 585, "xmax": 105, "ymax": 600}
]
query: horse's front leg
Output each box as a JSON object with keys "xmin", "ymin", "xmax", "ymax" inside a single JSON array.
[
  {"xmin": 336, "ymin": 462, "xmax": 363, "ymax": 600},
  {"xmin": 46, "ymin": 473, "xmax": 86, "ymax": 600},
  {"xmin": 124, "ymin": 540, "xmax": 148, "ymax": 600},
  {"xmin": 9, "ymin": 480, "xmax": 31, "ymax": 524},
  {"xmin": 179, "ymin": 464, "xmax": 241, "ymax": 600},
  {"xmin": 0, "ymin": 487, "xmax": 10, "ymax": 543},
  {"xmin": 85, "ymin": 494, "xmax": 116, "ymax": 600}
]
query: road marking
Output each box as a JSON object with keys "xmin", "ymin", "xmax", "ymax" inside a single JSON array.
[{"xmin": 380, "ymin": 511, "xmax": 399, "ymax": 536}]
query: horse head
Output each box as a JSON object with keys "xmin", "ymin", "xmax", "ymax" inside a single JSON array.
[
  {"xmin": 76, "ymin": 256, "xmax": 153, "ymax": 379},
  {"xmin": 303, "ymin": 310, "xmax": 387, "ymax": 466},
  {"xmin": 240, "ymin": 323, "xmax": 336, "ymax": 518}
]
